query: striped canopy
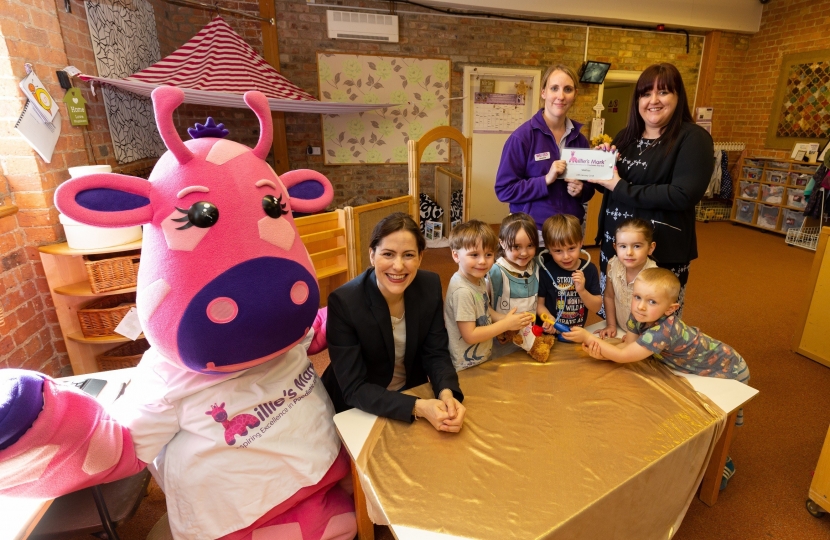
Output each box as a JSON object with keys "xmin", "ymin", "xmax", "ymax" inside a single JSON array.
[{"xmin": 81, "ymin": 17, "xmax": 389, "ymax": 114}]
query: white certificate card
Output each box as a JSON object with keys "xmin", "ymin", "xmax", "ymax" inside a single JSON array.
[{"xmin": 563, "ymin": 149, "xmax": 616, "ymax": 180}]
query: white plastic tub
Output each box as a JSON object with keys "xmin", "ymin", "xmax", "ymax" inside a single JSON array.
[{"xmin": 59, "ymin": 165, "xmax": 143, "ymax": 250}]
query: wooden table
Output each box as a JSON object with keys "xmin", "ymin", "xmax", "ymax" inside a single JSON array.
[
  {"xmin": 0, "ymin": 368, "xmax": 134, "ymax": 540},
  {"xmin": 334, "ymin": 357, "xmax": 757, "ymax": 540}
]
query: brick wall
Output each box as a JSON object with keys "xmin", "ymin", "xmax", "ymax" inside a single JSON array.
[
  {"xmin": 710, "ymin": 0, "xmax": 830, "ymax": 159},
  {"xmin": 275, "ymin": 0, "xmax": 704, "ymax": 205}
]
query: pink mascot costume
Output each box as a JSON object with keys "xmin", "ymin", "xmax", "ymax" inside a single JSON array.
[{"xmin": 0, "ymin": 86, "xmax": 356, "ymax": 540}]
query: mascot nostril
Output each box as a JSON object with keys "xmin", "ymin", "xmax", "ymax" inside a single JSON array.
[
  {"xmin": 290, "ymin": 281, "xmax": 309, "ymax": 305},
  {"xmin": 206, "ymin": 297, "xmax": 238, "ymax": 324}
]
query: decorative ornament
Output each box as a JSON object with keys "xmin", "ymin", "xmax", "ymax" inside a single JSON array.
[
  {"xmin": 62, "ymin": 88, "xmax": 88, "ymax": 126},
  {"xmin": 188, "ymin": 117, "xmax": 229, "ymax": 139}
]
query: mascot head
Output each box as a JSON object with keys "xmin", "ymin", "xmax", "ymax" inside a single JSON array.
[{"xmin": 55, "ymin": 87, "xmax": 333, "ymax": 374}]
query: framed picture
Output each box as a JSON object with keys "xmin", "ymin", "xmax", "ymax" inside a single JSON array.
[
  {"xmin": 317, "ymin": 53, "xmax": 451, "ymax": 165},
  {"xmin": 766, "ymin": 49, "xmax": 830, "ymax": 150}
]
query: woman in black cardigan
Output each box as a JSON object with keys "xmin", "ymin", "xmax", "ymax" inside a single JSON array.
[
  {"xmin": 322, "ymin": 213, "xmax": 465, "ymax": 432},
  {"xmin": 591, "ymin": 63, "xmax": 714, "ymax": 318}
]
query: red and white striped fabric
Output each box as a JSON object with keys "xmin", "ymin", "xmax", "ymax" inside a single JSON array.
[{"xmin": 81, "ymin": 17, "xmax": 389, "ymax": 114}]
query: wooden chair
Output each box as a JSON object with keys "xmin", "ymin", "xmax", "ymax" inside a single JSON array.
[
  {"xmin": 294, "ymin": 210, "xmax": 350, "ymax": 307},
  {"xmin": 345, "ymin": 196, "xmax": 415, "ymax": 277},
  {"xmin": 29, "ymin": 470, "xmax": 151, "ymax": 540},
  {"xmin": 407, "ymin": 126, "xmax": 472, "ymax": 226}
]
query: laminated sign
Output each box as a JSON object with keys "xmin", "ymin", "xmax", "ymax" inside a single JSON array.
[{"xmin": 63, "ymin": 88, "xmax": 89, "ymax": 126}]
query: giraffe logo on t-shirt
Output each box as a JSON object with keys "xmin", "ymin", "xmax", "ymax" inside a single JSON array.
[{"xmin": 206, "ymin": 403, "xmax": 261, "ymax": 446}]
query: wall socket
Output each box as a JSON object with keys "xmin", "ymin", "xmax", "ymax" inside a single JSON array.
[{"xmin": 306, "ymin": 146, "xmax": 322, "ymax": 155}]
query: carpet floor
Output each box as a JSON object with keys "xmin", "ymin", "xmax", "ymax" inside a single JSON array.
[{"xmin": 67, "ymin": 221, "xmax": 830, "ymax": 539}]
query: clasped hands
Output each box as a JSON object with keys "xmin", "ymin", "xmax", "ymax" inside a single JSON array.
[
  {"xmin": 545, "ymin": 159, "xmax": 583, "ymax": 197},
  {"xmin": 415, "ymin": 388, "xmax": 466, "ymax": 433}
]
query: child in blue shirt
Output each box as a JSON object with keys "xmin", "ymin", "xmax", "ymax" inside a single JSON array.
[{"xmin": 536, "ymin": 214, "xmax": 602, "ymax": 335}]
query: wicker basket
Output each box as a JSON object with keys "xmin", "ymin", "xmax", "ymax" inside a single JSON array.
[
  {"xmin": 97, "ymin": 338, "xmax": 150, "ymax": 371},
  {"xmin": 83, "ymin": 250, "xmax": 141, "ymax": 293},
  {"xmin": 77, "ymin": 293, "xmax": 136, "ymax": 338}
]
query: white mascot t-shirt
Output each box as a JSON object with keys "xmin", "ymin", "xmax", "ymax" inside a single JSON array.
[{"xmin": 112, "ymin": 333, "xmax": 339, "ymax": 539}]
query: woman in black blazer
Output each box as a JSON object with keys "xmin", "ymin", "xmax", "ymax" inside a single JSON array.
[{"xmin": 322, "ymin": 213, "xmax": 465, "ymax": 432}]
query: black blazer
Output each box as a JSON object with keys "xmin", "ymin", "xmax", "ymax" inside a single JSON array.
[{"xmin": 322, "ymin": 268, "xmax": 463, "ymax": 422}]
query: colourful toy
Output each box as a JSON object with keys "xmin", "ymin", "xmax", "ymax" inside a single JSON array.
[{"xmin": 0, "ymin": 87, "xmax": 355, "ymax": 540}]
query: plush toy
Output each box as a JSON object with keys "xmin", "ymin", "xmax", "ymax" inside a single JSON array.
[
  {"xmin": 500, "ymin": 326, "xmax": 555, "ymax": 363},
  {"xmin": 0, "ymin": 87, "xmax": 355, "ymax": 540}
]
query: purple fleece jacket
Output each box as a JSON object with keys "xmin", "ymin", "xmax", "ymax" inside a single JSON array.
[{"xmin": 495, "ymin": 109, "xmax": 593, "ymax": 226}]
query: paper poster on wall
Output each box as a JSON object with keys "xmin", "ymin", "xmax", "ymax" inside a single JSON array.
[
  {"xmin": 473, "ymin": 92, "xmax": 526, "ymax": 134},
  {"xmin": 318, "ymin": 53, "xmax": 450, "ymax": 164},
  {"xmin": 85, "ymin": 0, "xmax": 165, "ymax": 164}
]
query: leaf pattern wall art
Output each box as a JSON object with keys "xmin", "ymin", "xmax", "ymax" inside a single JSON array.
[
  {"xmin": 85, "ymin": 0, "xmax": 165, "ymax": 164},
  {"xmin": 317, "ymin": 53, "xmax": 450, "ymax": 165}
]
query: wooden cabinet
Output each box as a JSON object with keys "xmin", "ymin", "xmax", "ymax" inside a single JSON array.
[
  {"xmin": 807, "ymin": 424, "xmax": 830, "ymax": 517},
  {"xmin": 39, "ymin": 240, "xmax": 142, "ymax": 375},
  {"xmin": 731, "ymin": 158, "xmax": 817, "ymax": 234},
  {"xmin": 792, "ymin": 226, "xmax": 830, "ymax": 368}
]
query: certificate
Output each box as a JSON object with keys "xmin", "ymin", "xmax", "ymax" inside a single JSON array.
[{"xmin": 563, "ymin": 148, "xmax": 616, "ymax": 181}]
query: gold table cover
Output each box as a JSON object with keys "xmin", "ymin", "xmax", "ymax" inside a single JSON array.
[{"xmin": 359, "ymin": 346, "xmax": 726, "ymax": 539}]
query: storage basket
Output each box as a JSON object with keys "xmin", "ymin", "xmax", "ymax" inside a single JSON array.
[
  {"xmin": 761, "ymin": 184, "xmax": 784, "ymax": 204},
  {"xmin": 756, "ymin": 204, "xmax": 780, "ymax": 230},
  {"xmin": 695, "ymin": 201, "xmax": 731, "ymax": 222},
  {"xmin": 736, "ymin": 200, "xmax": 755, "ymax": 223},
  {"xmin": 781, "ymin": 209, "xmax": 805, "ymax": 233},
  {"xmin": 743, "ymin": 167, "xmax": 762, "ymax": 181},
  {"xmin": 764, "ymin": 170, "xmax": 786, "ymax": 184},
  {"xmin": 84, "ymin": 250, "xmax": 140, "ymax": 293},
  {"xmin": 77, "ymin": 293, "xmax": 136, "ymax": 338},
  {"xmin": 739, "ymin": 181, "xmax": 759, "ymax": 199},
  {"xmin": 96, "ymin": 338, "xmax": 149, "ymax": 371},
  {"xmin": 787, "ymin": 188, "xmax": 807, "ymax": 209}
]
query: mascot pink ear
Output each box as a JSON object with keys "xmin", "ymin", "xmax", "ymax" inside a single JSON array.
[
  {"xmin": 55, "ymin": 173, "xmax": 154, "ymax": 228},
  {"xmin": 281, "ymin": 170, "xmax": 334, "ymax": 214}
]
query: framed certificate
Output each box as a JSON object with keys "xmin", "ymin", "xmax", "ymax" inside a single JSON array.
[{"xmin": 562, "ymin": 149, "xmax": 616, "ymax": 180}]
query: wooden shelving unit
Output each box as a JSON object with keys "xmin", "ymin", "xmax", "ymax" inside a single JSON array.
[
  {"xmin": 731, "ymin": 158, "xmax": 817, "ymax": 234},
  {"xmin": 39, "ymin": 240, "xmax": 142, "ymax": 375}
]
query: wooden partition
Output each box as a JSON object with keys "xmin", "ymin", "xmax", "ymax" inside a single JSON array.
[
  {"xmin": 295, "ymin": 210, "xmax": 349, "ymax": 307},
  {"xmin": 345, "ymin": 196, "xmax": 414, "ymax": 277},
  {"xmin": 408, "ymin": 126, "xmax": 472, "ymax": 225},
  {"xmin": 434, "ymin": 166, "xmax": 460, "ymax": 231}
]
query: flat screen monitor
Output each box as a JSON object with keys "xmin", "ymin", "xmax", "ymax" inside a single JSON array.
[{"xmin": 579, "ymin": 61, "xmax": 611, "ymax": 84}]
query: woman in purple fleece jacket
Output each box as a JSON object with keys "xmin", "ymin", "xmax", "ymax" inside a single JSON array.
[{"xmin": 495, "ymin": 64, "xmax": 593, "ymax": 240}]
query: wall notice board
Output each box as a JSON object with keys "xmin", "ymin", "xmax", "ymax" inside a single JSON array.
[
  {"xmin": 792, "ymin": 226, "xmax": 830, "ymax": 368},
  {"xmin": 317, "ymin": 53, "xmax": 450, "ymax": 164}
]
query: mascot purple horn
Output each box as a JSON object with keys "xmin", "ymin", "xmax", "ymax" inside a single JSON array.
[{"xmin": 0, "ymin": 86, "xmax": 357, "ymax": 540}]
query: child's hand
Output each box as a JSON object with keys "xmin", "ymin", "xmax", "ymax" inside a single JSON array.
[
  {"xmin": 572, "ymin": 269, "xmax": 586, "ymax": 293},
  {"xmin": 542, "ymin": 321, "xmax": 554, "ymax": 334},
  {"xmin": 561, "ymin": 326, "xmax": 588, "ymax": 343},
  {"xmin": 503, "ymin": 308, "xmax": 535, "ymax": 331},
  {"xmin": 582, "ymin": 340, "xmax": 607, "ymax": 360},
  {"xmin": 545, "ymin": 160, "xmax": 567, "ymax": 185},
  {"xmin": 597, "ymin": 325, "xmax": 618, "ymax": 339}
]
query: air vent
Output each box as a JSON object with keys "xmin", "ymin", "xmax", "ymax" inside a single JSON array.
[{"xmin": 327, "ymin": 10, "xmax": 399, "ymax": 43}]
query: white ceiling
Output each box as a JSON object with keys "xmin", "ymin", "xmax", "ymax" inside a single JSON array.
[{"xmin": 418, "ymin": 0, "xmax": 764, "ymax": 33}]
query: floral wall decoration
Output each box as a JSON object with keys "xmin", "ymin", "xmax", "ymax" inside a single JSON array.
[{"xmin": 317, "ymin": 53, "xmax": 451, "ymax": 165}]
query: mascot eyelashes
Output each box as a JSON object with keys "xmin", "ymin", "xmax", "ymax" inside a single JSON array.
[{"xmin": 0, "ymin": 86, "xmax": 356, "ymax": 540}]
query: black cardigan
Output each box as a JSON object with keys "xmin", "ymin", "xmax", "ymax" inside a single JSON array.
[
  {"xmin": 321, "ymin": 268, "xmax": 463, "ymax": 422},
  {"xmin": 597, "ymin": 122, "xmax": 714, "ymax": 265}
]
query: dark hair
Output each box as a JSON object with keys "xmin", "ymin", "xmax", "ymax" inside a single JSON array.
[
  {"xmin": 448, "ymin": 220, "xmax": 499, "ymax": 253},
  {"xmin": 368, "ymin": 212, "xmax": 426, "ymax": 254},
  {"xmin": 613, "ymin": 63, "xmax": 694, "ymax": 153},
  {"xmin": 614, "ymin": 218, "xmax": 654, "ymax": 244},
  {"xmin": 497, "ymin": 212, "xmax": 538, "ymax": 259}
]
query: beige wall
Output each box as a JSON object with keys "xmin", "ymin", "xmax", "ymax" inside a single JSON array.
[{"xmin": 602, "ymin": 84, "xmax": 634, "ymax": 140}]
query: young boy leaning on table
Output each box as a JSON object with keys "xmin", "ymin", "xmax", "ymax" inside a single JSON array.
[{"xmin": 562, "ymin": 267, "xmax": 750, "ymax": 490}]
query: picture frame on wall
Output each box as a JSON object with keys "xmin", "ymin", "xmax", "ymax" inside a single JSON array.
[
  {"xmin": 765, "ymin": 49, "xmax": 830, "ymax": 150},
  {"xmin": 317, "ymin": 52, "xmax": 451, "ymax": 165}
]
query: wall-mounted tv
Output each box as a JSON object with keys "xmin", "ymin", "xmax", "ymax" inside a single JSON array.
[{"xmin": 579, "ymin": 61, "xmax": 612, "ymax": 84}]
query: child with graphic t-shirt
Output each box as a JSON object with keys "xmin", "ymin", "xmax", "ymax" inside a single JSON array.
[
  {"xmin": 444, "ymin": 220, "xmax": 535, "ymax": 371},
  {"xmin": 562, "ymin": 267, "xmax": 750, "ymax": 490},
  {"xmin": 537, "ymin": 214, "xmax": 602, "ymax": 335}
]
